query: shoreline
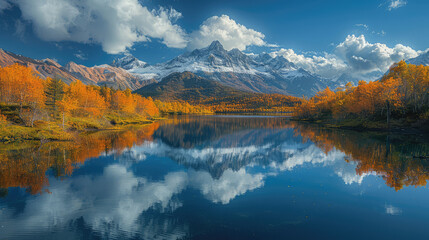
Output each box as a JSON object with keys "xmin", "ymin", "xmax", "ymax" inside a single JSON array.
[
  {"xmin": 2, "ymin": 114, "xmax": 428, "ymax": 144},
  {"xmin": 0, "ymin": 120, "xmax": 158, "ymax": 143},
  {"xmin": 289, "ymin": 118, "xmax": 429, "ymax": 135}
]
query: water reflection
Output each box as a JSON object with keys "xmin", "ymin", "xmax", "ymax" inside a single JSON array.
[
  {"xmin": 0, "ymin": 115, "xmax": 428, "ymax": 239},
  {"xmin": 0, "ymin": 123, "xmax": 159, "ymax": 194}
]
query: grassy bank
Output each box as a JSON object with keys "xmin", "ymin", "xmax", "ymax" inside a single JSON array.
[
  {"xmin": 0, "ymin": 107, "xmax": 156, "ymax": 143},
  {"xmin": 291, "ymin": 116, "xmax": 429, "ymax": 134}
]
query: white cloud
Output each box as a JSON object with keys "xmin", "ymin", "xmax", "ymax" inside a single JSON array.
[
  {"xmin": 335, "ymin": 34, "xmax": 418, "ymax": 74},
  {"xmin": 354, "ymin": 24, "xmax": 369, "ymax": 30},
  {"xmin": 190, "ymin": 169, "xmax": 265, "ymax": 204},
  {"xmin": 388, "ymin": 0, "xmax": 407, "ymax": 11},
  {"xmin": 0, "ymin": 165, "xmax": 189, "ymax": 239},
  {"xmin": 12, "ymin": 0, "xmax": 187, "ymax": 54},
  {"xmin": 269, "ymin": 48, "xmax": 348, "ymax": 78},
  {"xmin": 188, "ymin": 15, "xmax": 267, "ymax": 51},
  {"xmin": 269, "ymin": 34, "xmax": 419, "ymax": 80}
]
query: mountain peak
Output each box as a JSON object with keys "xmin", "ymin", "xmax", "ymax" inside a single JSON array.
[
  {"xmin": 207, "ymin": 40, "xmax": 225, "ymax": 51},
  {"xmin": 111, "ymin": 54, "xmax": 147, "ymax": 70},
  {"xmin": 43, "ymin": 58, "xmax": 62, "ymax": 68}
]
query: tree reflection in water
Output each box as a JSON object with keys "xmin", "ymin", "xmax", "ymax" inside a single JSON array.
[
  {"xmin": 1, "ymin": 116, "xmax": 428, "ymax": 239},
  {"xmin": 1, "ymin": 116, "xmax": 428, "ymax": 195}
]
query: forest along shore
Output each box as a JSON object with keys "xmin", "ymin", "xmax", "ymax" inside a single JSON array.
[
  {"xmin": 292, "ymin": 61, "xmax": 429, "ymax": 133},
  {"xmin": 0, "ymin": 64, "xmax": 212, "ymax": 143}
]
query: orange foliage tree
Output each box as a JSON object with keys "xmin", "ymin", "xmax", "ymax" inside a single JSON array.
[{"xmin": 294, "ymin": 61, "xmax": 428, "ymax": 124}]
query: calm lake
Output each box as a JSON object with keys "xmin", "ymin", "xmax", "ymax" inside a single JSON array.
[{"xmin": 1, "ymin": 115, "xmax": 428, "ymax": 239}]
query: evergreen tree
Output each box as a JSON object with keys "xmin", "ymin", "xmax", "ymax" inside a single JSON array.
[{"xmin": 45, "ymin": 78, "xmax": 65, "ymax": 119}]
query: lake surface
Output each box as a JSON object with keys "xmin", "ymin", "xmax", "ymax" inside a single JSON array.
[{"xmin": 1, "ymin": 115, "xmax": 429, "ymax": 239}]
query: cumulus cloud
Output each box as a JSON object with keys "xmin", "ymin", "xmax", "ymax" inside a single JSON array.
[
  {"xmin": 0, "ymin": 165, "xmax": 189, "ymax": 239},
  {"xmin": 188, "ymin": 15, "xmax": 267, "ymax": 51},
  {"xmin": 8, "ymin": 2, "xmax": 271, "ymax": 53},
  {"xmin": 269, "ymin": 34, "xmax": 420, "ymax": 80},
  {"xmin": 335, "ymin": 34, "xmax": 418, "ymax": 74},
  {"xmin": 269, "ymin": 49, "xmax": 348, "ymax": 78},
  {"xmin": 11, "ymin": 0, "xmax": 187, "ymax": 54},
  {"xmin": 190, "ymin": 169, "xmax": 265, "ymax": 204},
  {"xmin": 388, "ymin": 0, "xmax": 407, "ymax": 11}
]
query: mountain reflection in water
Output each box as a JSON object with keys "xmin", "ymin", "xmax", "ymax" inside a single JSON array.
[{"xmin": 0, "ymin": 115, "xmax": 428, "ymax": 239}]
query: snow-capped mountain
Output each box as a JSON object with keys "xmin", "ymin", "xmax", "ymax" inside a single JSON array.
[
  {"xmin": 113, "ymin": 41, "xmax": 328, "ymax": 96},
  {"xmin": 407, "ymin": 51, "xmax": 429, "ymax": 66},
  {"xmin": 112, "ymin": 54, "xmax": 147, "ymax": 70}
]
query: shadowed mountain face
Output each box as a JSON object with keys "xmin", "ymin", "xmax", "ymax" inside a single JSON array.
[
  {"xmin": 0, "ymin": 49, "xmax": 150, "ymax": 89},
  {"xmin": 134, "ymin": 71, "xmax": 251, "ymax": 101},
  {"xmin": 117, "ymin": 41, "xmax": 329, "ymax": 96}
]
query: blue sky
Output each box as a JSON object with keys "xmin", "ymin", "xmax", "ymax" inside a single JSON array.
[{"xmin": 0, "ymin": 0, "xmax": 427, "ymax": 73}]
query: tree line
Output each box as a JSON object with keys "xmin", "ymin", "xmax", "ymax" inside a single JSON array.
[
  {"xmin": 0, "ymin": 64, "xmax": 214, "ymax": 130},
  {"xmin": 293, "ymin": 61, "xmax": 429, "ymax": 128}
]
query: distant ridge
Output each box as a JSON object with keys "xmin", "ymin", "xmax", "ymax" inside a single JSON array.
[
  {"xmin": 0, "ymin": 48, "xmax": 81, "ymax": 85},
  {"xmin": 0, "ymin": 48, "xmax": 149, "ymax": 90},
  {"xmin": 134, "ymin": 71, "xmax": 250, "ymax": 102}
]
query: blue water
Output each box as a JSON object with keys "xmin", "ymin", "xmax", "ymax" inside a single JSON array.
[{"xmin": 0, "ymin": 115, "xmax": 428, "ymax": 239}]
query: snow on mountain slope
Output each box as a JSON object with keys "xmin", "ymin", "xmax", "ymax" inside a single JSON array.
[
  {"xmin": 111, "ymin": 54, "xmax": 147, "ymax": 70},
  {"xmin": 114, "ymin": 41, "xmax": 328, "ymax": 96},
  {"xmin": 407, "ymin": 51, "xmax": 429, "ymax": 66}
]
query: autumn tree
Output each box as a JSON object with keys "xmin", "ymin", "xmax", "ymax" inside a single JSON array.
[
  {"xmin": 57, "ymin": 92, "xmax": 78, "ymax": 130},
  {"xmin": 67, "ymin": 80, "xmax": 106, "ymax": 117},
  {"xmin": 294, "ymin": 61, "xmax": 429, "ymax": 127}
]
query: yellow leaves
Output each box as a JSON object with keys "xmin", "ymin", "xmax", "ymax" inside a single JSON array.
[
  {"xmin": 154, "ymin": 100, "xmax": 212, "ymax": 115},
  {"xmin": 0, "ymin": 64, "xmax": 161, "ymax": 120},
  {"xmin": 0, "ymin": 111, "xmax": 7, "ymax": 125},
  {"xmin": 294, "ymin": 61, "xmax": 429, "ymax": 120},
  {"xmin": 0, "ymin": 63, "xmax": 45, "ymax": 107},
  {"xmin": 66, "ymin": 80, "xmax": 107, "ymax": 117}
]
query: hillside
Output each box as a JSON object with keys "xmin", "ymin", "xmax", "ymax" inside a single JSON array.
[
  {"xmin": 134, "ymin": 71, "xmax": 249, "ymax": 102},
  {"xmin": 65, "ymin": 62, "xmax": 150, "ymax": 90},
  {"xmin": 135, "ymin": 72, "xmax": 301, "ymax": 113},
  {"xmin": 0, "ymin": 49, "xmax": 148, "ymax": 89},
  {"xmin": 0, "ymin": 49, "xmax": 81, "ymax": 84}
]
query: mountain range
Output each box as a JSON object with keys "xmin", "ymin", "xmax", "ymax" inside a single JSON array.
[
  {"xmin": 115, "ymin": 41, "xmax": 329, "ymax": 96},
  {"xmin": 1, "ymin": 42, "xmax": 428, "ymax": 98},
  {"xmin": 0, "ymin": 49, "xmax": 151, "ymax": 90}
]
